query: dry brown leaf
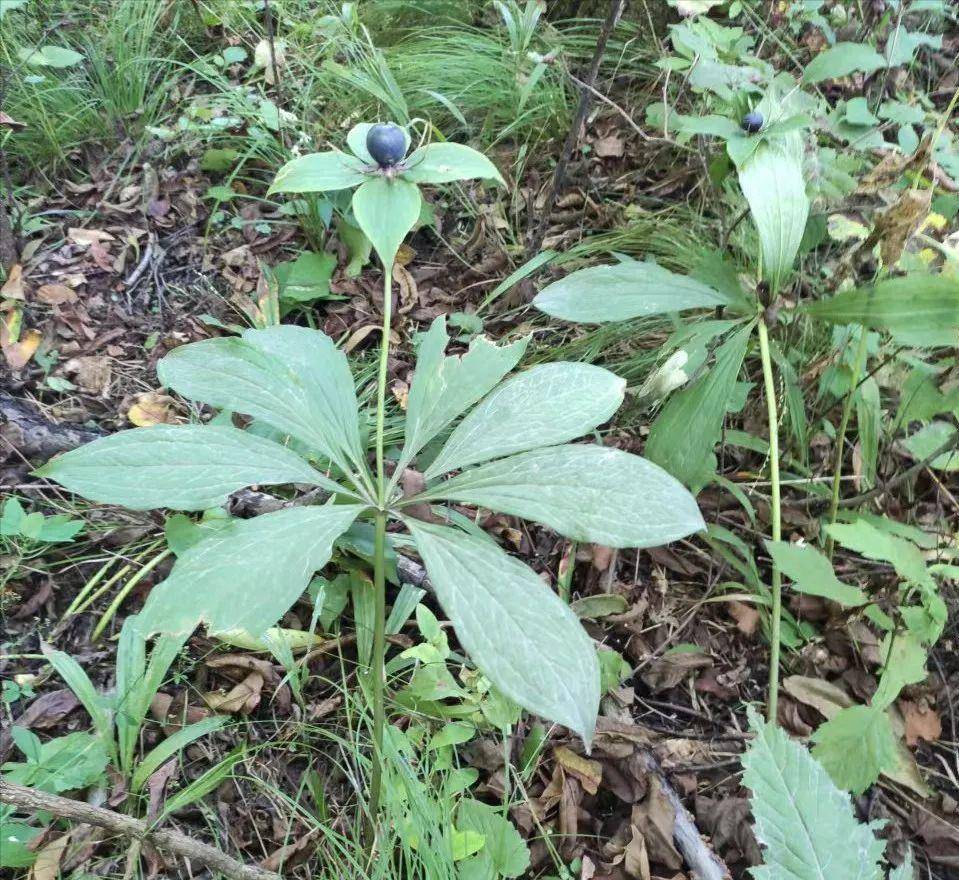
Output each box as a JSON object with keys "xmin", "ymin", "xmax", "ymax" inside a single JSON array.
[
  {"xmin": 1, "ymin": 318, "xmax": 41, "ymax": 370},
  {"xmin": 594, "ymin": 135, "xmax": 625, "ymax": 159},
  {"xmin": 782, "ymin": 675, "xmax": 854, "ymax": 719},
  {"xmin": 202, "ymin": 671, "xmax": 264, "ymax": 714},
  {"xmin": 393, "ymin": 262, "xmax": 418, "ymax": 315},
  {"xmin": 30, "ymin": 831, "xmax": 71, "ymax": 880},
  {"xmin": 623, "ymin": 825, "xmax": 650, "ymax": 880},
  {"xmin": 639, "ymin": 648, "xmax": 711, "ymax": 692},
  {"xmin": 36, "ymin": 284, "xmax": 78, "ymax": 306},
  {"xmin": 1, "ymin": 264, "xmax": 25, "ymax": 300},
  {"xmin": 68, "ymin": 228, "xmax": 116, "ymax": 246},
  {"xmin": 63, "ymin": 355, "xmax": 112, "ymax": 394},
  {"xmin": 0, "ymin": 111, "xmax": 26, "ymax": 129},
  {"xmin": 874, "ymin": 188, "xmax": 933, "ymax": 266},
  {"xmin": 554, "ymin": 745, "xmax": 603, "ymax": 795},
  {"xmin": 127, "ymin": 392, "xmax": 181, "ymax": 426},
  {"xmin": 727, "ymin": 599, "xmax": 760, "ymax": 636},
  {"xmin": 631, "ymin": 776, "xmax": 682, "ymax": 870},
  {"xmin": 900, "ymin": 699, "xmax": 941, "ymax": 746}
]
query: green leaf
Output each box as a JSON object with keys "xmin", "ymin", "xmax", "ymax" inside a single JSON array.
[
  {"xmin": 406, "ymin": 520, "xmax": 600, "ymax": 745},
  {"xmin": 742, "ymin": 707, "xmax": 886, "ymax": 880},
  {"xmin": 803, "ymin": 42, "xmax": 886, "ymax": 84},
  {"xmin": 825, "ymin": 519, "xmax": 932, "ymax": 588},
  {"xmin": 423, "ymin": 444, "xmax": 704, "ymax": 549},
  {"xmin": 765, "ymin": 541, "xmax": 868, "ymax": 606},
  {"xmin": 351, "ymin": 175, "xmax": 421, "ymax": 269},
  {"xmin": 889, "ymin": 852, "xmax": 915, "ymax": 880},
  {"xmin": 131, "ymin": 716, "xmax": 227, "ymax": 793},
  {"xmin": 158, "ymin": 333, "xmax": 363, "ymax": 479},
  {"xmin": 645, "ymin": 322, "xmax": 752, "ymax": 490},
  {"xmin": 2, "ymin": 731, "xmax": 109, "ymax": 794},
  {"xmin": 18, "ymin": 45, "xmax": 84, "ymax": 68},
  {"xmin": 532, "ymin": 261, "xmax": 726, "ymax": 324},
  {"xmin": 402, "ymin": 142, "xmax": 504, "ymax": 186},
  {"xmin": 269, "ymin": 150, "xmax": 367, "ymax": 194},
  {"xmin": 738, "ymin": 139, "xmax": 809, "ymax": 293},
  {"xmin": 456, "ymin": 799, "xmax": 530, "ymax": 878},
  {"xmin": 801, "ymin": 276, "xmax": 959, "ymax": 333},
  {"xmin": 874, "ymin": 631, "xmax": 928, "ymax": 709},
  {"xmin": 425, "ymin": 362, "xmax": 625, "ymax": 478},
  {"xmin": 0, "ymin": 820, "xmax": 40, "ymax": 869},
  {"xmin": 243, "ymin": 325, "xmax": 366, "ymax": 472},
  {"xmin": 400, "ymin": 316, "xmax": 528, "ymax": 470},
  {"xmin": 137, "ymin": 505, "xmax": 364, "ymax": 637},
  {"xmin": 273, "ymin": 251, "xmax": 337, "ymax": 303},
  {"xmin": 811, "ymin": 704, "xmax": 899, "ymax": 795},
  {"xmin": 35, "ymin": 425, "xmax": 329, "ymax": 511},
  {"xmin": 41, "ymin": 646, "xmax": 114, "ymax": 759},
  {"xmin": 903, "ymin": 421, "xmax": 958, "ymax": 471}
]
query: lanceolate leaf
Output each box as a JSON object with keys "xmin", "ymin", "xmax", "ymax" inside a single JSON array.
[
  {"xmin": 242, "ymin": 325, "xmax": 365, "ymax": 471},
  {"xmin": 742, "ymin": 707, "xmax": 886, "ymax": 880},
  {"xmin": 402, "ymin": 142, "xmax": 505, "ymax": 186},
  {"xmin": 422, "ymin": 445, "xmax": 704, "ymax": 548},
  {"xmin": 645, "ymin": 322, "xmax": 752, "ymax": 490},
  {"xmin": 532, "ymin": 261, "xmax": 726, "ymax": 324},
  {"xmin": 157, "ymin": 336, "xmax": 360, "ymax": 481},
  {"xmin": 811, "ymin": 704, "xmax": 899, "ymax": 796},
  {"xmin": 800, "ymin": 276, "xmax": 959, "ymax": 333},
  {"xmin": 803, "ymin": 42, "xmax": 886, "ymax": 84},
  {"xmin": 738, "ymin": 139, "xmax": 809, "ymax": 294},
  {"xmin": 351, "ymin": 175, "xmax": 422, "ymax": 269},
  {"xmin": 406, "ymin": 520, "xmax": 600, "ymax": 745},
  {"xmin": 35, "ymin": 425, "xmax": 332, "ymax": 511},
  {"xmin": 425, "ymin": 362, "xmax": 625, "ymax": 478},
  {"xmin": 137, "ymin": 505, "xmax": 364, "ymax": 637},
  {"xmin": 400, "ymin": 316, "xmax": 529, "ymax": 470},
  {"xmin": 765, "ymin": 541, "xmax": 868, "ymax": 607},
  {"xmin": 269, "ymin": 150, "xmax": 368, "ymax": 194}
]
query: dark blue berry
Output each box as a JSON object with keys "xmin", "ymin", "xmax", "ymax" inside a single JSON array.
[
  {"xmin": 741, "ymin": 111, "xmax": 764, "ymax": 134},
  {"xmin": 366, "ymin": 123, "xmax": 407, "ymax": 166}
]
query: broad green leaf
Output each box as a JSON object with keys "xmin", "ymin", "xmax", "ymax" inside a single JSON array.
[
  {"xmin": 273, "ymin": 251, "xmax": 336, "ymax": 303},
  {"xmin": 406, "ymin": 520, "xmax": 600, "ymax": 745},
  {"xmin": 738, "ymin": 139, "xmax": 809, "ymax": 293},
  {"xmin": 35, "ymin": 425, "xmax": 330, "ymax": 511},
  {"xmin": 423, "ymin": 445, "xmax": 704, "ymax": 549},
  {"xmin": 765, "ymin": 541, "xmax": 868, "ymax": 606},
  {"xmin": 811, "ymin": 704, "xmax": 899, "ymax": 795},
  {"xmin": 801, "ymin": 276, "xmax": 959, "ymax": 333},
  {"xmin": 825, "ymin": 520, "xmax": 932, "ymax": 588},
  {"xmin": 402, "ymin": 142, "xmax": 504, "ymax": 186},
  {"xmin": 351, "ymin": 175, "xmax": 421, "ymax": 269},
  {"xmin": 532, "ymin": 261, "xmax": 726, "ymax": 324},
  {"xmin": 158, "ymin": 336, "xmax": 361, "ymax": 481},
  {"xmin": 137, "ymin": 505, "xmax": 364, "ymax": 637},
  {"xmin": 269, "ymin": 150, "xmax": 367, "ymax": 194},
  {"xmin": 242, "ymin": 325, "xmax": 366, "ymax": 472},
  {"xmin": 874, "ymin": 632, "xmax": 928, "ymax": 709},
  {"xmin": 18, "ymin": 45, "xmax": 84, "ymax": 67},
  {"xmin": 400, "ymin": 316, "xmax": 528, "ymax": 470},
  {"xmin": 2, "ymin": 731, "xmax": 109, "ymax": 794},
  {"xmin": 0, "ymin": 820, "xmax": 39, "ymax": 869},
  {"xmin": 903, "ymin": 421, "xmax": 959, "ymax": 471},
  {"xmin": 803, "ymin": 42, "xmax": 885, "ymax": 84},
  {"xmin": 645, "ymin": 322, "xmax": 752, "ymax": 490},
  {"xmin": 425, "ymin": 362, "xmax": 625, "ymax": 478},
  {"xmin": 742, "ymin": 707, "xmax": 886, "ymax": 880},
  {"xmin": 456, "ymin": 799, "xmax": 530, "ymax": 879}
]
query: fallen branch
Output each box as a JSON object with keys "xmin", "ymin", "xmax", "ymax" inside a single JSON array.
[
  {"xmin": 0, "ymin": 780, "xmax": 281, "ymax": 880},
  {"xmin": 0, "ymin": 392, "xmax": 104, "ymax": 463}
]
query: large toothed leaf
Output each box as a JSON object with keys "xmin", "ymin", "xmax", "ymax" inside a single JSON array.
[
  {"xmin": 532, "ymin": 261, "xmax": 727, "ymax": 324},
  {"xmin": 242, "ymin": 325, "xmax": 365, "ymax": 470},
  {"xmin": 35, "ymin": 425, "xmax": 333, "ymax": 511},
  {"xmin": 811, "ymin": 704, "xmax": 900, "ymax": 796},
  {"xmin": 425, "ymin": 362, "xmax": 625, "ymax": 479},
  {"xmin": 400, "ymin": 316, "xmax": 529, "ymax": 469},
  {"xmin": 402, "ymin": 142, "xmax": 504, "ymax": 186},
  {"xmin": 269, "ymin": 150, "xmax": 368, "ymax": 194},
  {"xmin": 422, "ymin": 445, "xmax": 704, "ymax": 548},
  {"xmin": 351, "ymin": 175, "xmax": 422, "ymax": 269},
  {"xmin": 137, "ymin": 505, "xmax": 364, "ymax": 637},
  {"xmin": 157, "ymin": 335, "xmax": 359, "ymax": 477},
  {"xmin": 407, "ymin": 520, "xmax": 600, "ymax": 745},
  {"xmin": 738, "ymin": 138, "xmax": 809, "ymax": 294},
  {"xmin": 742, "ymin": 707, "xmax": 886, "ymax": 880}
]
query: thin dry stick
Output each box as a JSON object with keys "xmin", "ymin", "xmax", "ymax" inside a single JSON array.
[
  {"xmin": 0, "ymin": 780, "xmax": 280, "ymax": 880},
  {"xmin": 527, "ymin": 0, "xmax": 625, "ymax": 256}
]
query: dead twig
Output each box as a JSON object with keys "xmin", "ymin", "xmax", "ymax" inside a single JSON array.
[{"xmin": 0, "ymin": 780, "xmax": 281, "ymax": 880}]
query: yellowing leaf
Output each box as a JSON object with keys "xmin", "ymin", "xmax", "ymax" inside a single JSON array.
[
  {"xmin": 127, "ymin": 391, "xmax": 181, "ymax": 426},
  {"xmin": 1, "ymin": 263, "xmax": 25, "ymax": 300}
]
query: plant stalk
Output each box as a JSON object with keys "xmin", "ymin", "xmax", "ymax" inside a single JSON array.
[
  {"xmin": 824, "ymin": 325, "xmax": 870, "ymax": 560},
  {"xmin": 375, "ymin": 266, "xmax": 392, "ymax": 499},
  {"xmin": 756, "ymin": 318, "xmax": 782, "ymax": 723}
]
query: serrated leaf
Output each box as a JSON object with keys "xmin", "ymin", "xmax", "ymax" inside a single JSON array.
[
  {"xmin": 35, "ymin": 425, "xmax": 330, "ymax": 511},
  {"xmin": 801, "ymin": 276, "xmax": 959, "ymax": 333},
  {"xmin": 742, "ymin": 707, "xmax": 886, "ymax": 880},
  {"xmin": 402, "ymin": 142, "xmax": 504, "ymax": 186},
  {"xmin": 803, "ymin": 42, "xmax": 885, "ymax": 84},
  {"xmin": 423, "ymin": 444, "xmax": 704, "ymax": 549},
  {"xmin": 351, "ymin": 175, "xmax": 421, "ymax": 269},
  {"xmin": 738, "ymin": 139, "xmax": 809, "ymax": 294},
  {"xmin": 425, "ymin": 362, "xmax": 625, "ymax": 478},
  {"xmin": 158, "ymin": 334, "xmax": 362, "ymax": 481},
  {"xmin": 811, "ymin": 704, "xmax": 899, "ymax": 795},
  {"xmin": 765, "ymin": 541, "xmax": 868, "ymax": 606},
  {"xmin": 645, "ymin": 322, "xmax": 752, "ymax": 490},
  {"xmin": 825, "ymin": 520, "xmax": 932, "ymax": 588},
  {"xmin": 269, "ymin": 150, "xmax": 367, "ymax": 194},
  {"xmin": 532, "ymin": 261, "xmax": 726, "ymax": 324},
  {"xmin": 406, "ymin": 520, "xmax": 600, "ymax": 745},
  {"xmin": 137, "ymin": 505, "xmax": 363, "ymax": 637},
  {"xmin": 400, "ymin": 316, "xmax": 528, "ymax": 470}
]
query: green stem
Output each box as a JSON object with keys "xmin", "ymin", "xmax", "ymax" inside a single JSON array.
[
  {"xmin": 756, "ymin": 318, "xmax": 782, "ymax": 723},
  {"xmin": 375, "ymin": 266, "xmax": 392, "ymax": 500},
  {"xmin": 824, "ymin": 325, "xmax": 869, "ymax": 560}
]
